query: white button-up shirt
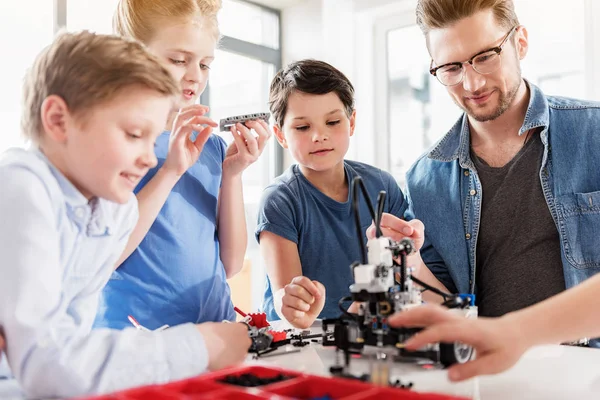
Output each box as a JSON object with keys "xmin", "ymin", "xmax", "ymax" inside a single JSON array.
[{"xmin": 0, "ymin": 149, "xmax": 208, "ymax": 398}]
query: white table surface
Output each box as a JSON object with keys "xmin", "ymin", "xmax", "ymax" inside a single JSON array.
[
  {"xmin": 249, "ymin": 342, "xmax": 600, "ymax": 400},
  {"xmin": 251, "ymin": 320, "xmax": 600, "ymax": 400},
  {"xmin": 1, "ymin": 328, "xmax": 599, "ymax": 399}
]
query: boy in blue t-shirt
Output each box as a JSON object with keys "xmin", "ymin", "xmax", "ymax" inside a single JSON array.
[{"xmin": 256, "ymin": 60, "xmax": 429, "ymax": 329}]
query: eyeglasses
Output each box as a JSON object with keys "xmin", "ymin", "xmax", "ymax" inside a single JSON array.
[{"xmin": 429, "ymin": 26, "xmax": 518, "ymax": 86}]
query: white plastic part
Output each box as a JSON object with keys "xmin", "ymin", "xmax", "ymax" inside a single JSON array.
[
  {"xmin": 354, "ymin": 264, "xmax": 376, "ymax": 285},
  {"xmin": 367, "ymin": 237, "xmax": 393, "ymax": 267}
]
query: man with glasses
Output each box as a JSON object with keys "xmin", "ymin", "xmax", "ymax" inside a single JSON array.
[{"xmin": 376, "ymin": 0, "xmax": 600, "ymax": 342}]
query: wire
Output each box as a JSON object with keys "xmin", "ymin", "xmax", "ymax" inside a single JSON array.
[
  {"xmin": 410, "ymin": 275, "xmax": 453, "ymax": 300},
  {"xmin": 338, "ymin": 296, "xmax": 359, "ymax": 320},
  {"xmin": 351, "ymin": 176, "xmax": 379, "ymax": 264},
  {"xmin": 376, "ymin": 191, "xmax": 386, "ymax": 238}
]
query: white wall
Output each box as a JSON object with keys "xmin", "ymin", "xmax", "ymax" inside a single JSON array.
[
  {"xmin": 278, "ymin": 0, "xmax": 415, "ymax": 168},
  {"xmin": 277, "ymin": 0, "xmax": 600, "ymax": 172}
]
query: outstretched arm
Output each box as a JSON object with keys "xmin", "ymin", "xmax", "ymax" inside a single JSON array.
[
  {"xmin": 259, "ymin": 231, "xmax": 325, "ymax": 329},
  {"xmin": 389, "ymin": 272, "xmax": 600, "ymax": 381}
]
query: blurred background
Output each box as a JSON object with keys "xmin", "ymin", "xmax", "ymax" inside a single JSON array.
[{"xmin": 2, "ymin": 0, "xmax": 599, "ymax": 313}]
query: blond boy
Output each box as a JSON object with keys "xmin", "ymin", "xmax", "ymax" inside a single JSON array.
[{"xmin": 0, "ymin": 30, "xmax": 249, "ymax": 398}]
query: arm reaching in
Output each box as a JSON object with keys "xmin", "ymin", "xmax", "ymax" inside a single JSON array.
[{"xmin": 389, "ymin": 272, "xmax": 600, "ymax": 381}]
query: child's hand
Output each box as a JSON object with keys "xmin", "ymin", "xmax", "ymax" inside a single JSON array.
[
  {"xmin": 281, "ymin": 277, "xmax": 325, "ymax": 329},
  {"xmin": 196, "ymin": 321, "xmax": 251, "ymax": 371},
  {"xmin": 163, "ymin": 105, "xmax": 218, "ymax": 177},
  {"xmin": 222, "ymin": 119, "xmax": 272, "ymax": 178},
  {"xmin": 388, "ymin": 304, "xmax": 528, "ymax": 382}
]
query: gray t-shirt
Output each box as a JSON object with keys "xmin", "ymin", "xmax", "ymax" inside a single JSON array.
[{"xmin": 473, "ymin": 131, "xmax": 565, "ymax": 317}]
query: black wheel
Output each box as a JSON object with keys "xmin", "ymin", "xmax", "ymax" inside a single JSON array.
[{"xmin": 440, "ymin": 342, "xmax": 473, "ymax": 367}]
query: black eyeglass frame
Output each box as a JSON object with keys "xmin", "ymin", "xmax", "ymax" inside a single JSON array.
[{"xmin": 429, "ymin": 25, "xmax": 519, "ymax": 85}]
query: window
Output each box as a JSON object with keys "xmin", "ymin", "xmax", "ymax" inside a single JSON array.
[
  {"xmin": 383, "ymin": 0, "xmax": 591, "ymax": 187},
  {"xmin": 386, "ymin": 25, "xmax": 460, "ymax": 187},
  {"xmin": 211, "ymin": 0, "xmax": 282, "ymax": 311},
  {"xmin": 517, "ymin": 0, "xmax": 586, "ymax": 98},
  {"xmin": 219, "ymin": 0, "xmax": 279, "ymax": 49},
  {"xmin": 67, "ymin": 0, "xmax": 119, "ymax": 34},
  {"xmin": 0, "ymin": 0, "xmax": 54, "ymax": 152}
]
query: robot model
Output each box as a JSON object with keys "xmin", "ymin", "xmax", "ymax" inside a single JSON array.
[
  {"xmin": 322, "ymin": 176, "xmax": 477, "ymax": 386},
  {"xmin": 238, "ymin": 307, "xmax": 321, "ymax": 357}
]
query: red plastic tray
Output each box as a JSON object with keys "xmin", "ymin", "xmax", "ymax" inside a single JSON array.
[{"xmin": 80, "ymin": 364, "xmax": 469, "ymax": 400}]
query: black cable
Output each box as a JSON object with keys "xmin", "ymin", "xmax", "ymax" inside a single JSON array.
[
  {"xmin": 338, "ymin": 296, "xmax": 358, "ymax": 320},
  {"xmin": 352, "ymin": 179, "xmax": 367, "ymax": 264},
  {"xmin": 351, "ymin": 176, "xmax": 379, "ymax": 264},
  {"xmin": 376, "ymin": 191, "xmax": 386, "ymax": 238},
  {"xmin": 399, "ymin": 252, "xmax": 407, "ymax": 291},
  {"xmin": 410, "ymin": 275, "xmax": 453, "ymax": 300}
]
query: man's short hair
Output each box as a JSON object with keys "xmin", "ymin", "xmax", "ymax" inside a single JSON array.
[
  {"xmin": 269, "ymin": 59, "xmax": 355, "ymax": 128},
  {"xmin": 21, "ymin": 30, "xmax": 179, "ymax": 144},
  {"xmin": 416, "ymin": 0, "xmax": 519, "ymax": 36}
]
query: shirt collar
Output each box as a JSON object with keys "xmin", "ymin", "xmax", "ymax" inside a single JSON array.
[
  {"xmin": 35, "ymin": 149, "xmax": 114, "ymax": 236},
  {"xmin": 427, "ymin": 80, "xmax": 550, "ymax": 167}
]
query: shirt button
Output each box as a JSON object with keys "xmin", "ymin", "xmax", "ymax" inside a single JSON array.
[
  {"xmin": 464, "ymin": 170, "xmax": 470, "ymax": 176},
  {"xmin": 465, "ymin": 233, "xmax": 471, "ymax": 240},
  {"xmin": 469, "ymin": 189, "xmax": 477, "ymax": 196},
  {"xmin": 75, "ymin": 207, "xmax": 85, "ymax": 219}
]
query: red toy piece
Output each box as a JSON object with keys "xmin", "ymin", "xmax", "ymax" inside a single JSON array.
[{"xmin": 269, "ymin": 330, "xmax": 288, "ymax": 343}]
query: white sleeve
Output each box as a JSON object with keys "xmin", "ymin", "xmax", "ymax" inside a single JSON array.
[{"xmin": 0, "ymin": 168, "xmax": 209, "ymax": 398}]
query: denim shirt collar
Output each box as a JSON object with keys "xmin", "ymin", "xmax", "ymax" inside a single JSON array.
[
  {"xmin": 35, "ymin": 149, "xmax": 114, "ymax": 236},
  {"xmin": 428, "ymin": 80, "xmax": 550, "ymax": 168}
]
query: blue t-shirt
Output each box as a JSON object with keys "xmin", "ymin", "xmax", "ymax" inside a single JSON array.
[
  {"xmin": 256, "ymin": 160, "xmax": 408, "ymax": 320},
  {"xmin": 94, "ymin": 132, "xmax": 235, "ymax": 330}
]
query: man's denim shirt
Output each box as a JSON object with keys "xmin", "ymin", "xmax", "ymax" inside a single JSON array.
[{"xmin": 405, "ymin": 82, "xmax": 600, "ymax": 298}]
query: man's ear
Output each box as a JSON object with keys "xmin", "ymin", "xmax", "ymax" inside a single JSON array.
[
  {"xmin": 273, "ymin": 124, "xmax": 288, "ymax": 148},
  {"xmin": 40, "ymin": 95, "xmax": 71, "ymax": 143},
  {"xmin": 349, "ymin": 109, "xmax": 357, "ymax": 137},
  {"xmin": 515, "ymin": 25, "xmax": 529, "ymax": 60}
]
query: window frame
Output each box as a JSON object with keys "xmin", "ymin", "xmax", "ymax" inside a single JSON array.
[
  {"xmin": 55, "ymin": 0, "xmax": 283, "ymax": 179},
  {"xmin": 202, "ymin": 0, "xmax": 283, "ymax": 179}
]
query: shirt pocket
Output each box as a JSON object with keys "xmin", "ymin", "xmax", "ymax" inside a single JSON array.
[{"xmin": 556, "ymin": 190, "xmax": 600, "ymax": 269}]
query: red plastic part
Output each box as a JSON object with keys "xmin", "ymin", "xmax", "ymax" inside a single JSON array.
[
  {"xmin": 247, "ymin": 312, "xmax": 270, "ymax": 328},
  {"xmin": 265, "ymin": 375, "xmax": 375, "ymax": 398},
  {"xmin": 79, "ymin": 365, "xmax": 470, "ymax": 400},
  {"xmin": 269, "ymin": 330, "xmax": 288, "ymax": 342},
  {"xmin": 192, "ymin": 389, "xmax": 268, "ymax": 399}
]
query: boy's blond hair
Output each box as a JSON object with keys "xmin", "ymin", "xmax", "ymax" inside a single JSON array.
[
  {"xmin": 114, "ymin": 0, "xmax": 222, "ymax": 43},
  {"xmin": 21, "ymin": 30, "xmax": 179, "ymax": 145},
  {"xmin": 416, "ymin": 0, "xmax": 519, "ymax": 35}
]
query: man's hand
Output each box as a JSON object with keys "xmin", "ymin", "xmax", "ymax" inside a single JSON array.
[
  {"xmin": 389, "ymin": 304, "xmax": 528, "ymax": 381},
  {"xmin": 163, "ymin": 105, "xmax": 218, "ymax": 177},
  {"xmin": 280, "ymin": 277, "xmax": 326, "ymax": 329},
  {"xmin": 367, "ymin": 213, "xmax": 426, "ymax": 276},
  {"xmin": 196, "ymin": 322, "xmax": 251, "ymax": 371},
  {"xmin": 223, "ymin": 119, "xmax": 272, "ymax": 178},
  {"xmin": 366, "ymin": 213, "xmax": 425, "ymax": 251}
]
